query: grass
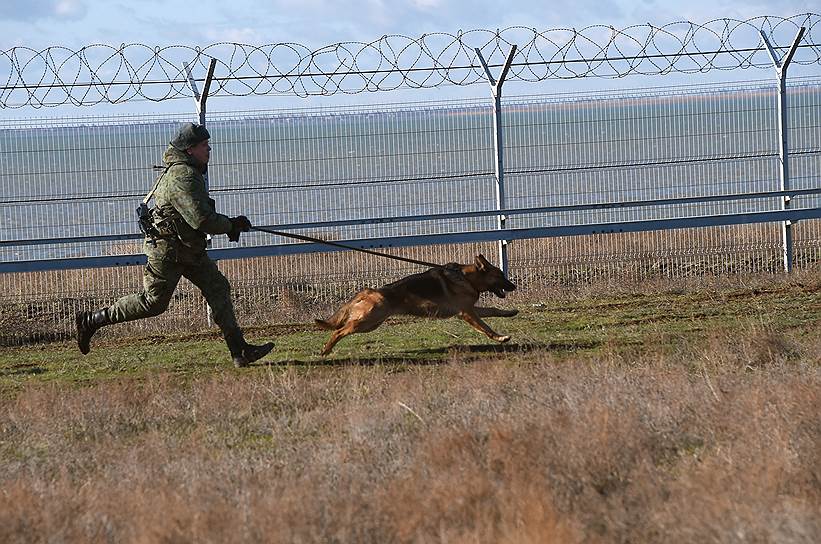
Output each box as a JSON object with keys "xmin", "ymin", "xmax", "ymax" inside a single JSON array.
[
  {"xmin": 2, "ymin": 275, "xmax": 818, "ymax": 390},
  {"xmin": 0, "ymin": 273, "xmax": 819, "ymax": 542}
]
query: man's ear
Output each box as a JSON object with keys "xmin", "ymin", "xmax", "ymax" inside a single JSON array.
[{"xmin": 475, "ymin": 254, "xmax": 488, "ymax": 271}]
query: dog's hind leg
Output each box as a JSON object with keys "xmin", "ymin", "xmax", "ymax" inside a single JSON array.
[
  {"xmin": 319, "ymin": 290, "xmax": 392, "ymax": 356},
  {"xmin": 458, "ymin": 309, "xmax": 511, "ymax": 343},
  {"xmin": 320, "ymin": 327, "xmax": 350, "ymax": 356},
  {"xmin": 475, "ymin": 306, "xmax": 518, "ymax": 318},
  {"xmin": 320, "ymin": 321, "xmax": 369, "ymax": 356}
]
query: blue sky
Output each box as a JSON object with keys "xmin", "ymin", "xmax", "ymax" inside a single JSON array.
[
  {"xmin": 1, "ymin": 0, "xmax": 819, "ymax": 117},
  {"xmin": 2, "ymin": 0, "xmax": 816, "ymax": 48}
]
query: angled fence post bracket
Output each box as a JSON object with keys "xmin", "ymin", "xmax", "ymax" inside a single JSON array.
[
  {"xmin": 475, "ymin": 44, "xmax": 517, "ymax": 276},
  {"xmin": 760, "ymin": 27, "xmax": 805, "ymax": 273}
]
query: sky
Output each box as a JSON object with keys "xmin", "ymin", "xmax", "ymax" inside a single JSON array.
[{"xmin": 1, "ymin": 0, "xmax": 819, "ymax": 118}]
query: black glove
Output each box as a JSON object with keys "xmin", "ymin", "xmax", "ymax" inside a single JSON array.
[{"xmin": 228, "ymin": 216, "xmax": 252, "ymax": 242}]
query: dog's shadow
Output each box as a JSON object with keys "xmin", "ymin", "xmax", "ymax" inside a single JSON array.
[{"xmin": 261, "ymin": 341, "xmax": 555, "ymax": 367}]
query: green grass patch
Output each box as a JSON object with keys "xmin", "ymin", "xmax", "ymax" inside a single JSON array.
[{"xmin": 2, "ymin": 282, "xmax": 819, "ymax": 394}]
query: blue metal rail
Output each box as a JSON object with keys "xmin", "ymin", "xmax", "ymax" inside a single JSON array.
[{"xmin": 3, "ymin": 206, "xmax": 819, "ymax": 273}]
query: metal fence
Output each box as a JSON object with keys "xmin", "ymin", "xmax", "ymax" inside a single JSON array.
[
  {"xmin": 1, "ymin": 76, "xmax": 820, "ymax": 345},
  {"xmin": 4, "ymin": 79, "xmax": 820, "ymax": 265},
  {"xmin": 1, "ymin": 16, "xmax": 820, "ymax": 345}
]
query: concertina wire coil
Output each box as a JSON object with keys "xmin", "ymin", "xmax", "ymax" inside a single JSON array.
[{"xmin": 1, "ymin": 14, "xmax": 820, "ymax": 109}]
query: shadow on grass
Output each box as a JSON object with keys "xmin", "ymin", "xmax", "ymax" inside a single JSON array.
[
  {"xmin": 263, "ymin": 355, "xmax": 451, "ymax": 368},
  {"xmin": 0, "ymin": 331, "xmax": 74, "ymax": 347},
  {"xmin": 260, "ymin": 339, "xmax": 596, "ymax": 367},
  {"xmin": 1, "ymin": 363, "xmax": 47, "ymax": 377}
]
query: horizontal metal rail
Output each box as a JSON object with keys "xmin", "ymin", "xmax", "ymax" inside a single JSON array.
[
  {"xmin": 5, "ymin": 149, "xmax": 821, "ymax": 206},
  {"xmin": 3, "ymin": 207, "xmax": 820, "ymax": 274},
  {"xmin": 2, "ymin": 187, "xmax": 820, "ymax": 248}
]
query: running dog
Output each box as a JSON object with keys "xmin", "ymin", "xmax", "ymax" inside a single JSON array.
[{"xmin": 315, "ymin": 254, "xmax": 518, "ymax": 355}]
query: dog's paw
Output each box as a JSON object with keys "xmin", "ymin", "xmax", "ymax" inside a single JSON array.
[
  {"xmin": 496, "ymin": 335, "xmax": 511, "ymax": 343},
  {"xmin": 505, "ymin": 309, "xmax": 519, "ymax": 317}
]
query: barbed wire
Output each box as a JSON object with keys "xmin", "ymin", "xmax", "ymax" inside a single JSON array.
[{"xmin": 2, "ymin": 14, "xmax": 820, "ymax": 109}]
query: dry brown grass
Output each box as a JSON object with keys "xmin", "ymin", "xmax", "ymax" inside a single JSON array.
[{"xmin": 1, "ymin": 330, "xmax": 819, "ymax": 543}]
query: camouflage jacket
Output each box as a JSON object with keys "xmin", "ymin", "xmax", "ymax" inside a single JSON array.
[{"xmin": 145, "ymin": 145, "xmax": 233, "ymax": 263}]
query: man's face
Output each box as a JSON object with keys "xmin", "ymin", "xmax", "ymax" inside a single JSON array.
[{"xmin": 187, "ymin": 139, "xmax": 211, "ymax": 165}]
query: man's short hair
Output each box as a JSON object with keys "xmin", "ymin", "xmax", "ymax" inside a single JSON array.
[{"xmin": 170, "ymin": 122, "xmax": 210, "ymax": 150}]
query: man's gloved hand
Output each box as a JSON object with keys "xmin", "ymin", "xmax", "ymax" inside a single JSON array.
[{"xmin": 228, "ymin": 216, "xmax": 252, "ymax": 242}]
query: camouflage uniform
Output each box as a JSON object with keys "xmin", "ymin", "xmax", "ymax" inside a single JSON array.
[
  {"xmin": 106, "ymin": 145, "xmax": 240, "ymax": 339},
  {"xmin": 76, "ymin": 123, "xmax": 272, "ymax": 366}
]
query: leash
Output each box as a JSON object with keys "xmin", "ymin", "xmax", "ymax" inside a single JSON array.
[{"xmin": 251, "ymin": 225, "xmax": 441, "ymax": 268}]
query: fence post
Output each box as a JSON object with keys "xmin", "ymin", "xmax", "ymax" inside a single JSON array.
[
  {"xmin": 183, "ymin": 58, "xmax": 217, "ymax": 325},
  {"xmin": 760, "ymin": 27, "xmax": 805, "ymax": 273},
  {"xmin": 475, "ymin": 45, "xmax": 517, "ymax": 276},
  {"xmin": 182, "ymin": 57, "xmax": 217, "ymax": 192}
]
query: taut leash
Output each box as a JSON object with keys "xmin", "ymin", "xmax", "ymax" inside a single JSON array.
[{"xmin": 251, "ymin": 225, "xmax": 441, "ymax": 268}]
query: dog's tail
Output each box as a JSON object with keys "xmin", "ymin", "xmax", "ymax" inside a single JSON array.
[
  {"xmin": 315, "ymin": 291, "xmax": 371, "ymax": 330},
  {"xmin": 315, "ymin": 302, "xmax": 354, "ymax": 330},
  {"xmin": 314, "ymin": 318, "xmax": 336, "ymax": 330}
]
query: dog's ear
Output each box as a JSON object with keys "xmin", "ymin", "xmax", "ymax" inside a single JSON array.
[{"xmin": 475, "ymin": 254, "xmax": 489, "ymax": 271}]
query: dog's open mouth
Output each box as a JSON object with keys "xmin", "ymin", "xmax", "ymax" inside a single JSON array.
[{"xmin": 492, "ymin": 283, "xmax": 516, "ymax": 298}]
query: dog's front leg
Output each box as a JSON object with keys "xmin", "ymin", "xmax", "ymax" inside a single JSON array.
[
  {"xmin": 475, "ymin": 306, "xmax": 518, "ymax": 318},
  {"xmin": 458, "ymin": 309, "xmax": 511, "ymax": 343}
]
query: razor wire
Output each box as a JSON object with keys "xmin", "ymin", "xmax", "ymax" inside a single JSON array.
[{"xmin": 2, "ymin": 14, "xmax": 820, "ymax": 109}]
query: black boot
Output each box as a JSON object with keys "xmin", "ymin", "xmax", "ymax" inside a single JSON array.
[
  {"xmin": 75, "ymin": 309, "xmax": 111, "ymax": 355},
  {"xmin": 225, "ymin": 330, "xmax": 274, "ymax": 368},
  {"xmin": 235, "ymin": 342, "xmax": 275, "ymax": 368},
  {"xmin": 234, "ymin": 342, "xmax": 274, "ymax": 368}
]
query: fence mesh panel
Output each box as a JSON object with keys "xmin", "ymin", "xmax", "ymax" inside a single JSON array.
[{"xmin": 1, "ymin": 78, "xmax": 819, "ymax": 345}]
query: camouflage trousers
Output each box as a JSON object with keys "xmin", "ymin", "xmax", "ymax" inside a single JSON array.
[{"xmin": 105, "ymin": 253, "xmax": 240, "ymax": 337}]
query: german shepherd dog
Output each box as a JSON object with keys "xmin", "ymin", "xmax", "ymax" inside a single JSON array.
[{"xmin": 315, "ymin": 254, "xmax": 518, "ymax": 355}]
